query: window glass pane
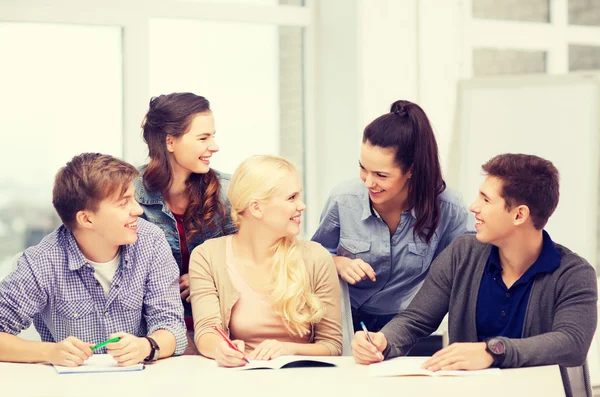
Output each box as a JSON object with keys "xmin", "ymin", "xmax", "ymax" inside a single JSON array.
[
  {"xmin": 473, "ymin": 0, "xmax": 549, "ymax": 23},
  {"xmin": 149, "ymin": 19, "xmax": 304, "ymax": 177},
  {"xmin": 473, "ymin": 48, "xmax": 547, "ymax": 76},
  {"xmin": 570, "ymin": 44, "xmax": 600, "ymax": 71},
  {"xmin": 569, "ymin": 0, "xmax": 600, "ymax": 26},
  {"xmin": 0, "ymin": 22, "xmax": 123, "ymax": 267},
  {"xmin": 177, "ymin": 0, "xmax": 304, "ymax": 6}
]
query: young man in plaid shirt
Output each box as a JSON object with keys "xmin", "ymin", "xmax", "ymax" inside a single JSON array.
[{"xmin": 0, "ymin": 153, "xmax": 187, "ymax": 366}]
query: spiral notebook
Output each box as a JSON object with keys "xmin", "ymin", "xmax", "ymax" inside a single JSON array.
[{"xmin": 53, "ymin": 354, "xmax": 145, "ymax": 374}]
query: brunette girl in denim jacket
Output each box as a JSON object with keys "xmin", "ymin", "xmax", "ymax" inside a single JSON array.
[{"xmin": 134, "ymin": 93, "xmax": 236, "ymax": 345}]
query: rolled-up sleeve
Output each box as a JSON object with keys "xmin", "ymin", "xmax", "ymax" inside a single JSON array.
[
  {"xmin": 144, "ymin": 234, "xmax": 187, "ymax": 355},
  {"xmin": 0, "ymin": 254, "xmax": 47, "ymax": 335},
  {"xmin": 311, "ymin": 195, "xmax": 341, "ymax": 256}
]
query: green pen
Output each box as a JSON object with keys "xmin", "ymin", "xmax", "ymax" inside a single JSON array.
[{"xmin": 90, "ymin": 337, "xmax": 121, "ymax": 351}]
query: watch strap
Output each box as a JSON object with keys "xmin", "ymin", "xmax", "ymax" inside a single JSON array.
[{"xmin": 143, "ymin": 336, "xmax": 159, "ymax": 363}]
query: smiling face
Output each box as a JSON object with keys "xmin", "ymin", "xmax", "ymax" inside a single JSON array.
[
  {"xmin": 359, "ymin": 142, "xmax": 412, "ymax": 208},
  {"xmin": 469, "ymin": 176, "xmax": 520, "ymax": 245},
  {"xmin": 259, "ymin": 170, "xmax": 306, "ymax": 239},
  {"xmin": 167, "ymin": 112, "xmax": 219, "ymax": 176},
  {"xmin": 86, "ymin": 182, "xmax": 144, "ymax": 247}
]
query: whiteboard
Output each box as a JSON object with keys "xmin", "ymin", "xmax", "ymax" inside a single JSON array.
[
  {"xmin": 449, "ymin": 73, "xmax": 600, "ymax": 267},
  {"xmin": 450, "ymin": 73, "xmax": 600, "ymax": 386}
]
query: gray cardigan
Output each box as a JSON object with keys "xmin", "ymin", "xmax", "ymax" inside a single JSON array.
[{"xmin": 381, "ymin": 234, "xmax": 598, "ymax": 370}]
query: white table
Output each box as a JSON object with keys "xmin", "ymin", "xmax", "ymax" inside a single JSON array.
[{"xmin": 0, "ymin": 356, "xmax": 565, "ymax": 397}]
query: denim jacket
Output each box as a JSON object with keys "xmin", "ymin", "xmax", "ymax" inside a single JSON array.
[{"xmin": 134, "ymin": 166, "xmax": 237, "ymax": 315}]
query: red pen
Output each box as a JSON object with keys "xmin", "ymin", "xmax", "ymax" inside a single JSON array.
[{"xmin": 213, "ymin": 326, "xmax": 250, "ymax": 363}]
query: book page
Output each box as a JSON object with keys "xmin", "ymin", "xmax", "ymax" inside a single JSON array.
[
  {"xmin": 226, "ymin": 355, "xmax": 338, "ymax": 370},
  {"xmin": 53, "ymin": 354, "xmax": 144, "ymax": 374},
  {"xmin": 369, "ymin": 357, "xmax": 501, "ymax": 377}
]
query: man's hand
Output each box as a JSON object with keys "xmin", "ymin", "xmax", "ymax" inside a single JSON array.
[
  {"xmin": 422, "ymin": 342, "xmax": 493, "ymax": 371},
  {"xmin": 351, "ymin": 331, "xmax": 386, "ymax": 364},
  {"xmin": 215, "ymin": 339, "xmax": 247, "ymax": 368},
  {"xmin": 105, "ymin": 332, "xmax": 152, "ymax": 366},
  {"xmin": 334, "ymin": 257, "xmax": 376, "ymax": 284},
  {"xmin": 45, "ymin": 336, "xmax": 93, "ymax": 367},
  {"xmin": 179, "ymin": 273, "xmax": 190, "ymax": 302},
  {"xmin": 247, "ymin": 339, "xmax": 291, "ymax": 361}
]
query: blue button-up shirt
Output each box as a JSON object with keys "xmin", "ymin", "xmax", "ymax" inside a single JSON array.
[
  {"xmin": 0, "ymin": 219, "xmax": 187, "ymax": 355},
  {"xmin": 476, "ymin": 230, "xmax": 561, "ymax": 341},
  {"xmin": 312, "ymin": 178, "xmax": 474, "ymax": 315},
  {"xmin": 134, "ymin": 166, "xmax": 237, "ymax": 317}
]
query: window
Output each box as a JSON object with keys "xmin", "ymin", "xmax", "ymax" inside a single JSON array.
[
  {"xmin": 473, "ymin": 0, "xmax": 550, "ymax": 23},
  {"xmin": 0, "ymin": 22, "xmax": 122, "ymax": 265},
  {"xmin": 473, "ymin": 49, "xmax": 547, "ymax": 76}
]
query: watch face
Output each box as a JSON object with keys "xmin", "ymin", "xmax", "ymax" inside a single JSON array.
[{"xmin": 489, "ymin": 339, "xmax": 505, "ymax": 355}]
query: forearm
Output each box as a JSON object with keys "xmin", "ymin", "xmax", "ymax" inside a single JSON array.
[
  {"xmin": 0, "ymin": 332, "xmax": 53, "ymax": 363},
  {"xmin": 149, "ymin": 329, "xmax": 177, "ymax": 359},
  {"xmin": 499, "ymin": 330, "xmax": 592, "ymax": 368},
  {"xmin": 197, "ymin": 332, "xmax": 222, "ymax": 359},
  {"xmin": 285, "ymin": 341, "xmax": 332, "ymax": 356}
]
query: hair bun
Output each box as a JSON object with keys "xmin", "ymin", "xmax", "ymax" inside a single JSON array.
[{"xmin": 390, "ymin": 100, "xmax": 410, "ymax": 117}]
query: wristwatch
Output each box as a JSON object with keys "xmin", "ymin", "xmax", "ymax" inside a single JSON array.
[
  {"xmin": 143, "ymin": 336, "xmax": 160, "ymax": 363},
  {"xmin": 484, "ymin": 337, "xmax": 506, "ymax": 367}
]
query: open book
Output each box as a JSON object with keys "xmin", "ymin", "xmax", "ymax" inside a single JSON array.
[
  {"xmin": 227, "ymin": 355, "xmax": 337, "ymax": 371},
  {"xmin": 53, "ymin": 354, "xmax": 145, "ymax": 374},
  {"xmin": 369, "ymin": 357, "xmax": 501, "ymax": 377}
]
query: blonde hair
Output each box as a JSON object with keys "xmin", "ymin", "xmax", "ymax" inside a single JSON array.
[{"xmin": 229, "ymin": 155, "xmax": 324, "ymax": 337}]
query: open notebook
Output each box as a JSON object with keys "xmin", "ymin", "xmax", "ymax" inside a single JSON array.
[
  {"xmin": 53, "ymin": 354, "xmax": 145, "ymax": 374},
  {"xmin": 369, "ymin": 357, "xmax": 501, "ymax": 377},
  {"xmin": 227, "ymin": 355, "xmax": 338, "ymax": 371}
]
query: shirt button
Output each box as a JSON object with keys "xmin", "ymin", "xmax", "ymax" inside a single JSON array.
[
  {"xmin": 73, "ymin": 313, "xmax": 78, "ymax": 318},
  {"xmin": 104, "ymin": 311, "xmax": 109, "ymax": 317},
  {"xmin": 501, "ymin": 311, "xmax": 507, "ymax": 317},
  {"xmin": 114, "ymin": 284, "xmax": 119, "ymax": 289},
  {"xmin": 505, "ymin": 292, "xmax": 510, "ymax": 298},
  {"xmin": 96, "ymin": 282, "xmax": 101, "ymax": 287}
]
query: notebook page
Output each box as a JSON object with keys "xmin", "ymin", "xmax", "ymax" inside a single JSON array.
[
  {"xmin": 53, "ymin": 354, "xmax": 144, "ymax": 374},
  {"xmin": 369, "ymin": 357, "xmax": 501, "ymax": 377}
]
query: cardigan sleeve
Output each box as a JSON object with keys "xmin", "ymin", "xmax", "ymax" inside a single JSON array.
[
  {"xmin": 189, "ymin": 244, "xmax": 224, "ymax": 345},
  {"xmin": 308, "ymin": 242, "xmax": 343, "ymax": 355},
  {"xmin": 380, "ymin": 239, "xmax": 455, "ymax": 358},
  {"xmin": 499, "ymin": 256, "xmax": 598, "ymax": 368}
]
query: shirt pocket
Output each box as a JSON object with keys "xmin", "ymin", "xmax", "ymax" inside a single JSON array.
[
  {"xmin": 55, "ymin": 299, "xmax": 96, "ymax": 338},
  {"xmin": 337, "ymin": 238, "xmax": 371, "ymax": 261},
  {"xmin": 401, "ymin": 241, "xmax": 430, "ymax": 280},
  {"xmin": 114, "ymin": 292, "xmax": 144, "ymax": 332}
]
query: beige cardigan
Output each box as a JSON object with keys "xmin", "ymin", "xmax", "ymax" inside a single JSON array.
[{"xmin": 189, "ymin": 236, "xmax": 343, "ymax": 356}]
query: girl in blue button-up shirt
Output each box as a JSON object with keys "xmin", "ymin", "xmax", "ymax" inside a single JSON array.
[
  {"xmin": 134, "ymin": 93, "xmax": 236, "ymax": 340},
  {"xmin": 312, "ymin": 100, "xmax": 474, "ymax": 333}
]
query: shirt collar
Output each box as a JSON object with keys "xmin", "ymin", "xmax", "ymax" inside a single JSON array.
[
  {"xmin": 359, "ymin": 187, "xmax": 417, "ymax": 220},
  {"xmin": 486, "ymin": 230, "xmax": 561, "ymax": 279},
  {"xmin": 65, "ymin": 228, "xmax": 133, "ymax": 271},
  {"xmin": 134, "ymin": 165, "xmax": 165, "ymax": 205}
]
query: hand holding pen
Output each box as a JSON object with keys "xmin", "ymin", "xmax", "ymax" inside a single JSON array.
[
  {"xmin": 213, "ymin": 326, "xmax": 250, "ymax": 367},
  {"xmin": 351, "ymin": 322, "xmax": 386, "ymax": 365}
]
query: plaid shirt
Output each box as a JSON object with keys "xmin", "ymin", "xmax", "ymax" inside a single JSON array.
[{"xmin": 0, "ymin": 218, "xmax": 187, "ymax": 355}]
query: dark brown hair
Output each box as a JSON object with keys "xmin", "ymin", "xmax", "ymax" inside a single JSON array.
[
  {"xmin": 141, "ymin": 92, "xmax": 225, "ymax": 240},
  {"xmin": 52, "ymin": 153, "xmax": 139, "ymax": 229},
  {"xmin": 363, "ymin": 100, "xmax": 445, "ymax": 244},
  {"xmin": 482, "ymin": 153, "xmax": 559, "ymax": 230}
]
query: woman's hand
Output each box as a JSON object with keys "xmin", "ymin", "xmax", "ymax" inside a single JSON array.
[
  {"xmin": 247, "ymin": 339, "xmax": 291, "ymax": 361},
  {"xmin": 214, "ymin": 339, "xmax": 247, "ymax": 367},
  {"xmin": 334, "ymin": 257, "xmax": 376, "ymax": 285}
]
